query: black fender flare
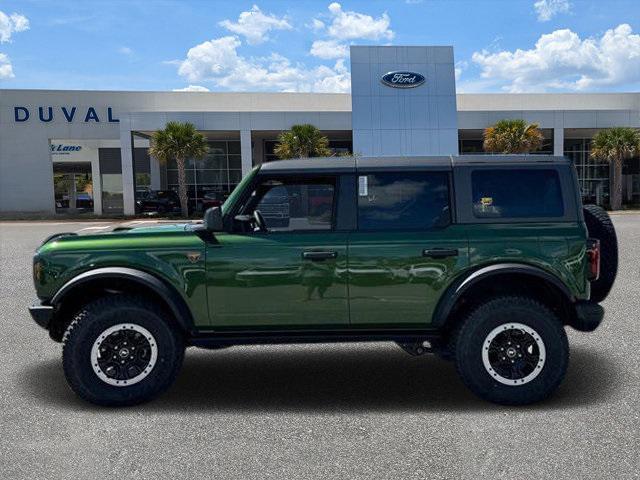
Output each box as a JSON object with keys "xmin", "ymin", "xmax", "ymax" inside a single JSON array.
[
  {"xmin": 432, "ymin": 263, "xmax": 575, "ymax": 328},
  {"xmin": 51, "ymin": 267, "xmax": 195, "ymax": 334}
]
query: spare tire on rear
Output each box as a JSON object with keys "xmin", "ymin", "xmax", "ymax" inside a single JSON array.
[{"xmin": 583, "ymin": 205, "xmax": 618, "ymax": 302}]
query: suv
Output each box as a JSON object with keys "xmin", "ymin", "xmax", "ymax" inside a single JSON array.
[
  {"xmin": 136, "ymin": 190, "xmax": 181, "ymax": 215},
  {"xmin": 30, "ymin": 156, "xmax": 618, "ymax": 406}
]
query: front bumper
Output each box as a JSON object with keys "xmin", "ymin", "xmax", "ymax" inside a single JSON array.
[
  {"xmin": 571, "ymin": 301, "xmax": 604, "ymax": 332},
  {"xmin": 29, "ymin": 304, "xmax": 53, "ymax": 330}
]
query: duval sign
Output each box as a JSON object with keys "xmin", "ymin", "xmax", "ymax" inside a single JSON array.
[
  {"xmin": 381, "ymin": 71, "xmax": 426, "ymax": 88},
  {"xmin": 13, "ymin": 106, "xmax": 119, "ymax": 123}
]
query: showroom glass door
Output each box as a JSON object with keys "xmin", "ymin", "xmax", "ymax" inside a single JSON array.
[{"xmin": 52, "ymin": 162, "xmax": 94, "ymax": 214}]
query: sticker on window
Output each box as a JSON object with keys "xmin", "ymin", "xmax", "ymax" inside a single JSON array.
[{"xmin": 358, "ymin": 175, "xmax": 368, "ymax": 196}]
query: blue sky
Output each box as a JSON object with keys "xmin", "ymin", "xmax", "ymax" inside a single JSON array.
[{"xmin": 0, "ymin": 0, "xmax": 639, "ymax": 93}]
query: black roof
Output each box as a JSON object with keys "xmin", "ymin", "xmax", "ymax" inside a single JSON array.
[{"xmin": 258, "ymin": 155, "xmax": 570, "ymax": 173}]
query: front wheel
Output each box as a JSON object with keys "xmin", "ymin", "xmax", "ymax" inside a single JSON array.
[
  {"xmin": 62, "ymin": 295, "xmax": 184, "ymax": 406},
  {"xmin": 454, "ymin": 296, "xmax": 569, "ymax": 405}
]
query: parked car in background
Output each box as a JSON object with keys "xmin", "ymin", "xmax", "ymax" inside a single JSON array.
[
  {"xmin": 136, "ymin": 190, "xmax": 181, "ymax": 215},
  {"xmin": 55, "ymin": 192, "xmax": 94, "ymax": 211},
  {"xmin": 199, "ymin": 191, "xmax": 225, "ymax": 212}
]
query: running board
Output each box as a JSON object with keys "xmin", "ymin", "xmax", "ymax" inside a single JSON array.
[{"xmin": 189, "ymin": 328, "xmax": 442, "ymax": 348}]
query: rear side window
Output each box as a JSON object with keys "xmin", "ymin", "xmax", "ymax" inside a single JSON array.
[
  {"xmin": 357, "ymin": 172, "xmax": 450, "ymax": 230},
  {"xmin": 471, "ymin": 169, "xmax": 564, "ymax": 218}
]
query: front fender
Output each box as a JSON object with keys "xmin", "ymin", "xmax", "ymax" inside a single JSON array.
[{"xmin": 50, "ymin": 267, "xmax": 196, "ymax": 334}]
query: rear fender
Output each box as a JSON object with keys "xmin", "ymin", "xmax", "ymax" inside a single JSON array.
[{"xmin": 432, "ymin": 263, "xmax": 575, "ymax": 329}]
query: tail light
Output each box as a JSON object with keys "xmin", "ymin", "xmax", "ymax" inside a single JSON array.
[{"xmin": 586, "ymin": 238, "xmax": 600, "ymax": 281}]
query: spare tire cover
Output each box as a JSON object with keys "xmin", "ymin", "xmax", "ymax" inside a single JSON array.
[{"xmin": 583, "ymin": 204, "xmax": 618, "ymax": 302}]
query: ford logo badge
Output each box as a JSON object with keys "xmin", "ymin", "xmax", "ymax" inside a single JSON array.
[{"xmin": 381, "ymin": 71, "xmax": 425, "ymax": 88}]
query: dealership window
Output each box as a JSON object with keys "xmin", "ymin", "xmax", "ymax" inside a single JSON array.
[
  {"xmin": 165, "ymin": 140, "xmax": 242, "ymax": 212},
  {"xmin": 471, "ymin": 169, "xmax": 564, "ymax": 218},
  {"xmin": 134, "ymin": 148, "xmax": 151, "ymax": 192},
  {"xmin": 357, "ymin": 172, "xmax": 450, "ymax": 230},
  {"xmin": 99, "ymin": 148, "xmax": 124, "ymax": 215},
  {"xmin": 564, "ymin": 138, "xmax": 610, "ymax": 206}
]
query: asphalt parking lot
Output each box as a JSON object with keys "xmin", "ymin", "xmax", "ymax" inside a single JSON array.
[{"xmin": 0, "ymin": 218, "xmax": 638, "ymax": 479}]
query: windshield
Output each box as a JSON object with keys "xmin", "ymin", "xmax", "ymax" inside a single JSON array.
[{"xmin": 221, "ymin": 166, "xmax": 259, "ymax": 216}]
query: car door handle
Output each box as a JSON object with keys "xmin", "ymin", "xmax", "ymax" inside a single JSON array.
[
  {"xmin": 302, "ymin": 251, "xmax": 338, "ymax": 261},
  {"xmin": 422, "ymin": 248, "xmax": 458, "ymax": 258}
]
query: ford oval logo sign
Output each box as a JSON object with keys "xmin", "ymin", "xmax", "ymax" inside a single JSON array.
[{"xmin": 381, "ymin": 71, "xmax": 425, "ymax": 88}]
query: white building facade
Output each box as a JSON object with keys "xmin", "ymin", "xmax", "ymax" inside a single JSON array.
[{"xmin": 1, "ymin": 45, "xmax": 639, "ymax": 216}]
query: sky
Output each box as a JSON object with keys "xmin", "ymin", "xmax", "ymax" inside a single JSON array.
[{"xmin": 0, "ymin": 0, "xmax": 639, "ymax": 93}]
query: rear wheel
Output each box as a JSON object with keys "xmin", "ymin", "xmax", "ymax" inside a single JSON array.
[
  {"xmin": 583, "ymin": 204, "xmax": 618, "ymax": 302},
  {"xmin": 454, "ymin": 296, "xmax": 569, "ymax": 405},
  {"xmin": 62, "ymin": 295, "xmax": 184, "ymax": 406}
]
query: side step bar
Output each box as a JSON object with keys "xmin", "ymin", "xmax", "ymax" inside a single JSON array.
[{"xmin": 189, "ymin": 328, "xmax": 442, "ymax": 348}]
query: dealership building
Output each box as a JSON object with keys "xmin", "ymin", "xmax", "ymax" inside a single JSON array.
[{"xmin": 1, "ymin": 45, "xmax": 639, "ymax": 216}]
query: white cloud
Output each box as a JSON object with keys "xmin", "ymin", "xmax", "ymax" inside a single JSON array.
[
  {"xmin": 0, "ymin": 11, "xmax": 29, "ymax": 43},
  {"xmin": 533, "ymin": 0, "xmax": 570, "ymax": 22},
  {"xmin": 177, "ymin": 35, "xmax": 350, "ymax": 92},
  {"xmin": 118, "ymin": 46, "xmax": 133, "ymax": 56},
  {"xmin": 325, "ymin": 2, "xmax": 393, "ymax": 41},
  {"xmin": 219, "ymin": 5, "xmax": 291, "ymax": 45},
  {"xmin": 309, "ymin": 18, "xmax": 325, "ymax": 32},
  {"xmin": 173, "ymin": 85, "xmax": 210, "ymax": 92},
  {"xmin": 310, "ymin": 39, "xmax": 348, "ymax": 60},
  {"xmin": 308, "ymin": 3, "xmax": 394, "ymax": 59},
  {"xmin": 471, "ymin": 24, "xmax": 640, "ymax": 92},
  {"xmin": 178, "ymin": 36, "xmax": 243, "ymax": 82},
  {"xmin": 0, "ymin": 52, "xmax": 14, "ymax": 79}
]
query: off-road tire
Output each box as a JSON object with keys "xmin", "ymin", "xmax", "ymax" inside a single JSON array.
[
  {"xmin": 62, "ymin": 295, "xmax": 184, "ymax": 406},
  {"xmin": 454, "ymin": 296, "xmax": 569, "ymax": 405},
  {"xmin": 583, "ymin": 204, "xmax": 618, "ymax": 302}
]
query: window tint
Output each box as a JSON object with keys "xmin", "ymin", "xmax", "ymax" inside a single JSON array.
[
  {"xmin": 357, "ymin": 172, "xmax": 450, "ymax": 230},
  {"xmin": 472, "ymin": 169, "xmax": 564, "ymax": 218},
  {"xmin": 253, "ymin": 180, "xmax": 335, "ymax": 232}
]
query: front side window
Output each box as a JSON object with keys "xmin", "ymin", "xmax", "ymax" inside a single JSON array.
[
  {"xmin": 245, "ymin": 178, "xmax": 335, "ymax": 232},
  {"xmin": 472, "ymin": 169, "xmax": 564, "ymax": 218},
  {"xmin": 357, "ymin": 172, "xmax": 450, "ymax": 230}
]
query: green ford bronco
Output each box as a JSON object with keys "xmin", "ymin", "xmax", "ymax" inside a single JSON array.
[{"xmin": 30, "ymin": 155, "xmax": 618, "ymax": 406}]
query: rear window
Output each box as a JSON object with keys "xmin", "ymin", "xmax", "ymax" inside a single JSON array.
[{"xmin": 471, "ymin": 169, "xmax": 564, "ymax": 218}]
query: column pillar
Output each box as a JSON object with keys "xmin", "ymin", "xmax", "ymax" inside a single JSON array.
[
  {"xmin": 240, "ymin": 129, "xmax": 253, "ymax": 177},
  {"xmin": 119, "ymin": 118, "xmax": 136, "ymax": 215},
  {"xmin": 91, "ymin": 148, "xmax": 102, "ymax": 215},
  {"xmin": 553, "ymin": 127, "xmax": 564, "ymax": 157}
]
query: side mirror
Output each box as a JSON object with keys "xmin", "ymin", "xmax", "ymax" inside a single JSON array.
[{"xmin": 203, "ymin": 207, "xmax": 224, "ymax": 232}]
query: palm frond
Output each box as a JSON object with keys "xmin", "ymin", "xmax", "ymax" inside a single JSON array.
[{"xmin": 483, "ymin": 119, "xmax": 544, "ymax": 154}]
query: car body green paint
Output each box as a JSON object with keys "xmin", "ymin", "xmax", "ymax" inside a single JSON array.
[
  {"xmin": 35, "ymin": 225, "xmax": 209, "ymax": 326},
  {"xmin": 32, "ymin": 158, "xmax": 592, "ymax": 334}
]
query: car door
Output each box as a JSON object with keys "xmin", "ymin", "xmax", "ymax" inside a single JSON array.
[
  {"xmin": 348, "ymin": 170, "xmax": 469, "ymax": 326},
  {"xmin": 206, "ymin": 174, "xmax": 349, "ymax": 328}
]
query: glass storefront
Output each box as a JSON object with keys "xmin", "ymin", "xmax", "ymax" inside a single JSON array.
[
  {"xmin": 99, "ymin": 148, "xmax": 124, "ymax": 214},
  {"xmin": 53, "ymin": 164, "xmax": 94, "ymax": 214},
  {"xmin": 165, "ymin": 140, "xmax": 242, "ymax": 212},
  {"xmin": 563, "ymin": 138, "xmax": 610, "ymax": 206}
]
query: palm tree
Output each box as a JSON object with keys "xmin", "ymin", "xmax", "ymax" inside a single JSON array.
[
  {"xmin": 274, "ymin": 124, "xmax": 331, "ymax": 159},
  {"xmin": 483, "ymin": 119, "xmax": 544, "ymax": 154},
  {"xmin": 590, "ymin": 127, "xmax": 640, "ymax": 210},
  {"xmin": 148, "ymin": 121, "xmax": 208, "ymax": 217}
]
